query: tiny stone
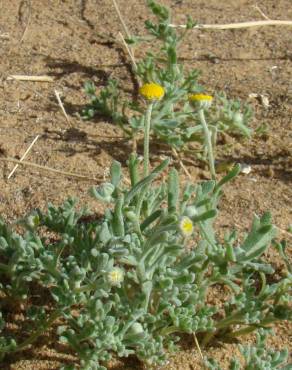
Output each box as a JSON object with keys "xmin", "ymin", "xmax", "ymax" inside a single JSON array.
[{"xmin": 241, "ymin": 164, "xmax": 252, "ymax": 174}]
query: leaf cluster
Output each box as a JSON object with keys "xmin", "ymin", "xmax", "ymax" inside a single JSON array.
[
  {"xmin": 205, "ymin": 329, "xmax": 291, "ymax": 370},
  {"xmin": 0, "ymin": 160, "xmax": 290, "ymax": 369}
]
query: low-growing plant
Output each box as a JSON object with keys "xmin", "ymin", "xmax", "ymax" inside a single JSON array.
[
  {"xmin": 83, "ymin": 0, "xmax": 252, "ymax": 158},
  {"xmin": 205, "ymin": 329, "xmax": 291, "ymax": 370},
  {"xmin": 0, "ymin": 155, "xmax": 291, "ymax": 368},
  {"xmin": 0, "ymin": 3, "xmax": 290, "ymax": 368}
]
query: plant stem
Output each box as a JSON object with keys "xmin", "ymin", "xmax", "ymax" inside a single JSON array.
[
  {"xmin": 144, "ymin": 103, "xmax": 154, "ymax": 177},
  {"xmin": 17, "ymin": 309, "xmax": 61, "ymax": 351},
  {"xmin": 201, "ymin": 331, "xmax": 216, "ymax": 347},
  {"xmin": 160, "ymin": 325, "xmax": 178, "ymax": 336},
  {"xmin": 198, "ymin": 109, "xmax": 216, "ymax": 180},
  {"xmin": 225, "ymin": 325, "xmax": 259, "ymax": 338},
  {"xmin": 215, "ymin": 314, "xmax": 244, "ymax": 329},
  {"xmin": 201, "ymin": 313, "xmax": 243, "ymax": 347},
  {"xmin": 202, "ymin": 312, "xmax": 277, "ymax": 347},
  {"xmin": 0, "ymin": 309, "xmax": 61, "ymax": 354}
]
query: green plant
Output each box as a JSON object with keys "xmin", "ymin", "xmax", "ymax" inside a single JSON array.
[
  {"xmin": 0, "ymin": 3, "xmax": 290, "ymax": 368},
  {"xmin": 83, "ymin": 0, "xmax": 252, "ymax": 157},
  {"xmin": 0, "ymin": 155, "xmax": 290, "ymax": 369},
  {"xmin": 205, "ymin": 329, "xmax": 290, "ymax": 370}
]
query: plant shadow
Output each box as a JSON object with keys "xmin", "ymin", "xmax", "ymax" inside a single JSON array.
[
  {"xmin": 42, "ymin": 127, "xmax": 132, "ymax": 166},
  {"xmin": 41, "ymin": 125, "xmax": 176, "ymax": 168},
  {"xmin": 45, "ymin": 56, "xmax": 110, "ymax": 83}
]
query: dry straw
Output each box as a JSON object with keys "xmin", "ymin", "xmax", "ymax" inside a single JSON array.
[
  {"xmin": 1, "ymin": 157, "xmax": 100, "ymax": 182},
  {"xmin": 7, "ymin": 135, "xmax": 40, "ymax": 179}
]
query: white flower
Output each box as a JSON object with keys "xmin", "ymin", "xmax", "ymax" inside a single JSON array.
[
  {"xmin": 179, "ymin": 216, "xmax": 194, "ymax": 237},
  {"xmin": 107, "ymin": 267, "xmax": 124, "ymax": 286}
]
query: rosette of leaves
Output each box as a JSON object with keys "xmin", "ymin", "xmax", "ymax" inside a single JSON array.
[
  {"xmin": 0, "ymin": 160, "xmax": 290, "ymax": 369},
  {"xmin": 83, "ymin": 0, "xmax": 252, "ymax": 151}
]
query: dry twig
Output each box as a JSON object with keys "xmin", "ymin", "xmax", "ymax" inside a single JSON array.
[
  {"xmin": 193, "ymin": 333, "xmax": 206, "ymax": 367},
  {"xmin": 112, "ymin": 0, "xmax": 138, "ymax": 75},
  {"xmin": 112, "ymin": 0, "xmax": 131, "ymax": 39},
  {"xmin": 118, "ymin": 32, "xmax": 138, "ymax": 72},
  {"xmin": 54, "ymin": 90, "xmax": 71, "ymax": 125},
  {"xmin": 0, "ymin": 33, "xmax": 10, "ymax": 39},
  {"xmin": 7, "ymin": 75, "xmax": 54, "ymax": 82},
  {"xmin": 19, "ymin": 0, "xmax": 32, "ymax": 43},
  {"xmin": 253, "ymin": 4, "xmax": 271, "ymax": 20},
  {"xmin": 276, "ymin": 226, "xmax": 292, "ymax": 239},
  {"xmin": 8, "ymin": 135, "xmax": 40, "ymax": 179},
  {"xmin": 1, "ymin": 157, "xmax": 100, "ymax": 182},
  {"xmin": 172, "ymin": 148, "xmax": 192, "ymax": 179},
  {"xmin": 170, "ymin": 19, "xmax": 292, "ymax": 30}
]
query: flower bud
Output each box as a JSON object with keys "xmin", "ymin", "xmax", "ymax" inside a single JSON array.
[
  {"xmin": 232, "ymin": 111, "xmax": 244, "ymax": 125},
  {"xmin": 27, "ymin": 214, "xmax": 40, "ymax": 228},
  {"xmin": 184, "ymin": 206, "xmax": 198, "ymax": 219},
  {"xmin": 125, "ymin": 211, "xmax": 137, "ymax": 222},
  {"xmin": 189, "ymin": 93, "xmax": 213, "ymax": 110},
  {"xmin": 129, "ymin": 322, "xmax": 144, "ymax": 335}
]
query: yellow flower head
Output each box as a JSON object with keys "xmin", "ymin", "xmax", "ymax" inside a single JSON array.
[
  {"xmin": 139, "ymin": 83, "xmax": 165, "ymax": 101},
  {"xmin": 179, "ymin": 216, "xmax": 194, "ymax": 237},
  {"xmin": 189, "ymin": 94, "xmax": 213, "ymax": 102},
  {"xmin": 189, "ymin": 93, "xmax": 213, "ymax": 109},
  {"xmin": 107, "ymin": 267, "xmax": 124, "ymax": 286}
]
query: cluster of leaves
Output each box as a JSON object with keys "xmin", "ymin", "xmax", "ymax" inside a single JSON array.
[
  {"xmin": 0, "ymin": 159, "xmax": 291, "ymax": 369},
  {"xmin": 205, "ymin": 329, "xmax": 291, "ymax": 370},
  {"xmin": 83, "ymin": 0, "xmax": 252, "ymax": 151}
]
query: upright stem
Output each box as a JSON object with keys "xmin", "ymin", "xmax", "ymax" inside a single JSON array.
[
  {"xmin": 198, "ymin": 109, "xmax": 216, "ymax": 180},
  {"xmin": 144, "ymin": 103, "xmax": 154, "ymax": 177}
]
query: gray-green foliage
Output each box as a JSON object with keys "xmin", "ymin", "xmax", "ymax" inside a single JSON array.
[
  {"xmin": 205, "ymin": 329, "xmax": 290, "ymax": 370},
  {"xmin": 0, "ymin": 159, "xmax": 290, "ymax": 369},
  {"xmin": 83, "ymin": 0, "xmax": 252, "ymax": 151}
]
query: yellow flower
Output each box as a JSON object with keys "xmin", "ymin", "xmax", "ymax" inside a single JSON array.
[
  {"xmin": 139, "ymin": 83, "xmax": 165, "ymax": 101},
  {"xmin": 107, "ymin": 268, "xmax": 124, "ymax": 286},
  {"xmin": 189, "ymin": 94, "xmax": 213, "ymax": 102},
  {"xmin": 179, "ymin": 216, "xmax": 194, "ymax": 237},
  {"xmin": 189, "ymin": 93, "xmax": 213, "ymax": 109}
]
